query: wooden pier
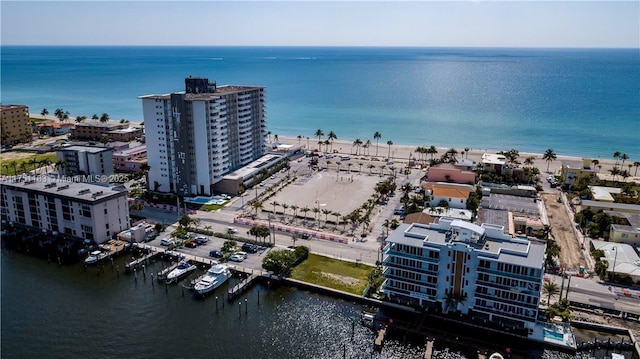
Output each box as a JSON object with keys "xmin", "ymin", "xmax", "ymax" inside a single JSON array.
[
  {"xmin": 374, "ymin": 326, "xmax": 387, "ymax": 351},
  {"xmin": 157, "ymin": 261, "xmax": 182, "ymax": 281},
  {"xmin": 424, "ymin": 338, "xmax": 434, "ymax": 359},
  {"xmin": 227, "ymin": 266, "xmax": 263, "ymax": 301}
]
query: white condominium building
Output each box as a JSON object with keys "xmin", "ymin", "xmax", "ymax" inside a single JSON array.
[
  {"xmin": 140, "ymin": 77, "xmax": 266, "ymax": 196},
  {"xmin": 382, "ymin": 218, "xmax": 546, "ymax": 333},
  {"xmin": 1, "ymin": 176, "xmax": 130, "ymax": 244}
]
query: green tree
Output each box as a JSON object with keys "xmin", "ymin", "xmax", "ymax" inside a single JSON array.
[
  {"xmin": 99, "ymin": 113, "xmax": 110, "ymax": 123},
  {"xmin": 373, "ymin": 131, "xmax": 382, "ymax": 157},
  {"xmin": 386, "ymin": 140, "xmax": 393, "ymax": 160},
  {"xmin": 221, "ymin": 240, "xmax": 237, "ymax": 253},
  {"xmin": 178, "ymin": 214, "xmax": 193, "ymax": 229},
  {"xmin": 543, "ymin": 148, "xmax": 557, "ymax": 172},
  {"xmin": 327, "ymin": 130, "xmax": 337, "ymax": 152},
  {"xmin": 542, "ymin": 282, "xmax": 559, "ymax": 305},
  {"xmin": 262, "ymin": 249, "xmax": 294, "ymax": 276}
]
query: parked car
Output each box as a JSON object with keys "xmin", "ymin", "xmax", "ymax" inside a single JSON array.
[
  {"xmin": 195, "ymin": 236, "xmax": 209, "ymax": 245},
  {"xmin": 300, "ymin": 233, "xmax": 310, "ymax": 240},
  {"xmin": 160, "ymin": 238, "xmax": 176, "ymax": 246},
  {"xmin": 209, "ymin": 249, "xmax": 223, "ymax": 258},
  {"xmin": 185, "ymin": 241, "xmax": 198, "ymax": 248},
  {"xmin": 229, "ymin": 254, "xmax": 245, "ymax": 262},
  {"xmin": 242, "ymin": 243, "xmax": 258, "ymax": 253}
]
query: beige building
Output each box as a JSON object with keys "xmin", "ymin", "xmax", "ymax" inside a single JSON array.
[
  {"xmin": 1, "ymin": 105, "xmax": 31, "ymax": 146},
  {"xmin": 70, "ymin": 121, "xmax": 129, "ymax": 141},
  {"xmin": 560, "ymin": 159, "xmax": 597, "ymax": 188}
]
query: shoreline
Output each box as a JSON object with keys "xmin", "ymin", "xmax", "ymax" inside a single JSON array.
[{"xmin": 276, "ymin": 135, "xmax": 634, "ymax": 182}]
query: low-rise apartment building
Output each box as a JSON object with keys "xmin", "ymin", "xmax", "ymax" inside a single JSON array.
[
  {"xmin": 1, "ymin": 104, "xmax": 31, "ymax": 146},
  {"xmin": 426, "ymin": 163, "xmax": 477, "ymax": 185},
  {"xmin": 1, "ymin": 176, "xmax": 130, "ymax": 243},
  {"xmin": 55, "ymin": 146, "xmax": 113, "ymax": 177},
  {"xmin": 382, "ymin": 218, "xmax": 545, "ymax": 334},
  {"xmin": 113, "ymin": 144, "xmax": 147, "ymax": 172},
  {"xmin": 424, "ymin": 183, "xmax": 474, "ymax": 210},
  {"xmin": 70, "ymin": 121, "xmax": 129, "ymax": 141}
]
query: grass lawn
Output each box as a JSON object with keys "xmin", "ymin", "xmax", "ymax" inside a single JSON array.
[
  {"xmin": 0, "ymin": 153, "xmax": 57, "ymax": 176},
  {"xmin": 291, "ymin": 253, "xmax": 373, "ymax": 295}
]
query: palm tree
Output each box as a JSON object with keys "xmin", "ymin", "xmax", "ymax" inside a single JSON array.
[
  {"xmin": 139, "ymin": 162, "xmax": 151, "ymax": 187},
  {"xmin": 54, "ymin": 159, "xmax": 65, "ymax": 175},
  {"xmin": 386, "ymin": 140, "xmax": 393, "ymax": 160},
  {"xmin": 267, "ymin": 131, "xmax": 272, "ymax": 143},
  {"xmin": 281, "ymin": 203, "xmax": 289, "ymax": 219},
  {"xmin": 41, "ymin": 108, "xmax": 49, "ymax": 118},
  {"xmin": 301, "ymin": 206, "xmax": 310, "ymax": 222},
  {"xmin": 542, "ymin": 148, "xmax": 557, "ymax": 172},
  {"xmin": 92, "ymin": 114, "xmax": 99, "ymax": 121},
  {"xmin": 364, "ymin": 139, "xmax": 372, "ymax": 156},
  {"xmin": 54, "ymin": 108, "xmax": 64, "ymax": 121},
  {"xmin": 543, "ymin": 282, "xmax": 560, "ymax": 305},
  {"xmin": 352, "ymin": 138, "xmax": 363, "ymax": 155},
  {"xmin": 633, "ymin": 161, "xmax": 640, "ymax": 176},
  {"xmin": 524, "ymin": 156, "xmax": 535, "ymax": 168},
  {"xmin": 312, "ymin": 207, "xmax": 320, "ymax": 225},
  {"xmin": 314, "ymin": 129, "xmax": 324, "ymax": 144},
  {"xmin": 347, "ymin": 163, "xmax": 353, "ymax": 173},
  {"xmin": 464, "ymin": 147, "xmax": 470, "ymax": 159},
  {"xmin": 297, "ymin": 135, "xmax": 302, "ymax": 145},
  {"xmin": 332, "ymin": 211, "xmax": 341, "ymax": 229},
  {"xmin": 613, "ymin": 151, "xmax": 622, "ymax": 166},
  {"xmin": 609, "ymin": 166, "xmax": 620, "ymax": 181},
  {"xmin": 358, "ymin": 162, "xmax": 363, "ymax": 173},
  {"xmin": 270, "ymin": 200, "xmax": 279, "ymax": 214},
  {"xmin": 75, "ymin": 115, "xmax": 87, "ymax": 123},
  {"xmin": 327, "ymin": 131, "xmax": 337, "ymax": 152},
  {"xmin": 290, "ymin": 205, "xmax": 299, "ymax": 224},
  {"xmin": 250, "ymin": 200, "xmax": 263, "ymax": 217},
  {"xmin": 99, "ymin": 113, "xmax": 109, "ymax": 123},
  {"xmin": 620, "ymin": 153, "xmax": 629, "ymax": 167},
  {"xmin": 379, "ymin": 165, "xmax": 386, "ymax": 177},
  {"xmin": 591, "ymin": 159, "xmax": 600, "ymax": 170},
  {"xmin": 367, "ymin": 164, "xmax": 375, "ymax": 175},
  {"xmin": 428, "ymin": 145, "xmax": 438, "ymax": 162},
  {"xmin": 321, "ymin": 208, "xmax": 331, "ymax": 226},
  {"xmin": 373, "ymin": 131, "xmax": 382, "ymax": 157}
]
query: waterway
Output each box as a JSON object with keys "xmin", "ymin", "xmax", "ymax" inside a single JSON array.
[{"xmin": 0, "ymin": 250, "xmax": 636, "ymax": 358}]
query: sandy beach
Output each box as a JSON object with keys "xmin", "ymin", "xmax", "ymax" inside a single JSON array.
[{"xmin": 276, "ymin": 135, "xmax": 637, "ymax": 183}]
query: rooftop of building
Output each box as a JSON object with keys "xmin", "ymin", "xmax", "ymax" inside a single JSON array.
[
  {"xmin": 36, "ymin": 122, "xmax": 75, "ymax": 128},
  {"xmin": 580, "ymin": 200, "xmax": 640, "ymax": 211},
  {"xmin": 113, "ymin": 144, "xmax": 147, "ymax": 156},
  {"xmin": 139, "ymin": 84, "xmax": 264, "ymax": 101},
  {"xmin": 0, "ymin": 175, "xmax": 125, "ymax": 201},
  {"xmin": 56, "ymin": 145, "xmax": 112, "ymax": 154},
  {"xmin": 592, "ymin": 240, "xmax": 640, "ymax": 277},
  {"xmin": 561, "ymin": 160, "xmax": 596, "ymax": 171},
  {"xmin": 423, "ymin": 207, "xmax": 473, "ymax": 221},
  {"xmin": 386, "ymin": 219, "xmax": 544, "ymax": 267},
  {"xmin": 480, "ymin": 193, "xmax": 541, "ymax": 215},
  {"xmin": 224, "ymin": 154, "xmax": 284, "ymax": 181},
  {"xmin": 105, "ymin": 127, "xmax": 143, "ymax": 134},
  {"xmin": 424, "ymin": 183, "xmax": 475, "ymax": 198},
  {"xmin": 0, "ymin": 104, "xmax": 28, "ymax": 110},
  {"xmin": 72, "ymin": 121, "xmax": 128, "ymax": 128},
  {"xmin": 481, "ymin": 153, "xmax": 507, "ymax": 164},
  {"xmin": 589, "ymin": 186, "xmax": 622, "ymax": 202}
]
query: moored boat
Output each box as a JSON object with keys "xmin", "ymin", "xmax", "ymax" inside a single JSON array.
[
  {"xmin": 193, "ymin": 264, "xmax": 231, "ymax": 295},
  {"xmin": 166, "ymin": 260, "xmax": 197, "ymax": 283},
  {"xmin": 84, "ymin": 250, "xmax": 109, "ymax": 265}
]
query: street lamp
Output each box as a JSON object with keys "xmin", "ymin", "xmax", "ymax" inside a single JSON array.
[{"xmin": 611, "ymin": 246, "xmax": 618, "ymax": 283}]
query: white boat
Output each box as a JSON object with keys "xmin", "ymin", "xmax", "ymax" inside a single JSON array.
[
  {"xmin": 166, "ymin": 260, "xmax": 197, "ymax": 283},
  {"xmin": 85, "ymin": 250, "xmax": 108, "ymax": 265},
  {"xmin": 193, "ymin": 264, "xmax": 231, "ymax": 295}
]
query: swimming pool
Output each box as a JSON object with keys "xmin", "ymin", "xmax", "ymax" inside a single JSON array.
[
  {"xmin": 184, "ymin": 196, "xmax": 229, "ymax": 206},
  {"xmin": 544, "ymin": 328, "xmax": 564, "ymax": 341}
]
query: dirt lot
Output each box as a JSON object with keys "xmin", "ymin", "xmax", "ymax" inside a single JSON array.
[
  {"xmin": 542, "ymin": 193, "xmax": 586, "ymax": 271},
  {"xmin": 268, "ymin": 170, "xmax": 380, "ymax": 221}
]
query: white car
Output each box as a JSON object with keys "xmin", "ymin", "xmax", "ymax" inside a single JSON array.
[
  {"xmin": 236, "ymin": 251, "xmax": 248, "ymax": 259},
  {"xmin": 229, "ymin": 254, "xmax": 244, "ymax": 262}
]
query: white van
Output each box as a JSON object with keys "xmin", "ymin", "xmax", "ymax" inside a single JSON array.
[
  {"xmin": 340, "ymin": 155, "xmax": 350, "ymax": 161},
  {"xmin": 160, "ymin": 238, "xmax": 175, "ymax": 246}
]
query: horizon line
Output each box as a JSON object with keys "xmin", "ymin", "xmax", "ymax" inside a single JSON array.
[{"xmin": 2, "ymin": 44, "xmax": 639, "ymax": 50}]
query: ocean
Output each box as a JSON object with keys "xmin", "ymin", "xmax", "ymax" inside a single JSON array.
[{"xmin": 1, "ymin": 46, "xmax": 638, "ymax": 159}]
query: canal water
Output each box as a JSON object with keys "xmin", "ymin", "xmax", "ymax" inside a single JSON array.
[{"xmin": 0, "ymin": 250, "xmax": 635, "ymax": 358}]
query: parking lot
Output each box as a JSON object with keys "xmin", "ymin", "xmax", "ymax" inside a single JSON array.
[{"xmin": 150, "ymin": 232, "xmax": 271, "ymax": 271}]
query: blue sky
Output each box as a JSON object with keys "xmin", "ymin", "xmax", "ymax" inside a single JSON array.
[{"xmin": 2, "ymin": 1, "xmax": 638, "ymax": 48}]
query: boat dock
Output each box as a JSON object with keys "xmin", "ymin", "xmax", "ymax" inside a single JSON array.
[
  {"xmin": 374, "ymin": 326, "xmax": 387, "ymax": 351},
  {"xmin": 424, "ymin": 338, "xmax": 434, "ymax": 358},
  {"xmin": 227, "ymin": 266, "xmax": 263, "ymax": 301}
]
